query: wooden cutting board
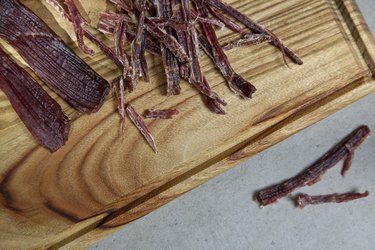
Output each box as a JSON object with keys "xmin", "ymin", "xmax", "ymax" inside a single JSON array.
[{"xmin": 1, "ymin": 0, "xmax": 375, "ymax": 248}]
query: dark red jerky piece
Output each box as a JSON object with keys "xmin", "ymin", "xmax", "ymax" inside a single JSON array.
[
  {"xmin": 194, "ymin": 1, "xmax": 256, "ymax": 99},
  {"xmin": 223, "ymin": 33, "xmax": 272, "ymax": 51},
  {"xmin": 144, "ymin": 109, "xmax": 179, "ymax": 119},
  {"xmin": 113, "ymin": 77, "xmax": 125, "ymax": 118},
  {"xmin": 296, "ymin": 191, "xmax": 369, "ymax": 209},
  {"xmin": 190, "ymin": 11, "xmax": 225, "ymax": 29},
  {"xmin": 257, "ymin": 126, "xmax": 370, "ymax": 206},
  {"xmin": 131, "ymin": 9, "xmax": 146, "ymax": 85},
  {"xmin": 0, "ymin": 48, "xmax": 70, "ymax": 152},
  {"xmin": 144, "ymin": 17, "xmax": 190, "ymax": 64},
  {"xmin": 208, "ymin": 6, "xmax": 241, "ymax": 33},
  {"xmin": 0, "ymin": 0, "xmax": 110, "ymax": 114},
  {"xmin": 47, "ymin": 0, "xmax": 123, "ymax": 67},
  {"xmin": 98, "ymin": 12, "xmax": 162, "ymax": 57},
  {"xmin": 65, "ymin": 0, "xmax": 94, "ymax": 55},
  {"xmin": 173, "ymin": 0, "xmax": 191, "ymax": 79},
  {"xmin": 84, "ymin": 30, "xmax": 124, "ymax": 68},
  {"xmin": 200, "ymin": 0, "xmax": 303, "ymax": 65},
  {"xmin": 125, "ymin": 30, "xmax": 162, "ymax": 56},
  {"xmin": 173, "ymin": 0, "xmax": 225, "ymax": 112},
  {"xmin": 126, "ymin": 104, "xmax": 158, "ymax": 153},
  {"xmin": 156, "ymin": 0, "xmax": 182, "ymax": 96},
  {"xmin": 139, "ymin": 34, "xmax": 150, "ymax": 82}
]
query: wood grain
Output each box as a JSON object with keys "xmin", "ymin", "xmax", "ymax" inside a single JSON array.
[{"xmin": 0, "ymin": 0, "xmax": 374, "ymax": 249}]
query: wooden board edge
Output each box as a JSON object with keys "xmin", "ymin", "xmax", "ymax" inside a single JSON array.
[
  {"xmin": 336, "ymin": 0, "xmax": 375, "ymax": 74},
  {"xmin": 45, "ymin": 1, "xmax": 375, "ymax": 248},
  {"xmin": 59, "ymin": 77, "xmax": 375, "ymax": 249}
]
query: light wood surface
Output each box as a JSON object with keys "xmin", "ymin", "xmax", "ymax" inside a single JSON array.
[{"xmin": 0, "ymin": 0, "xmax": 374, "ymax": 249}]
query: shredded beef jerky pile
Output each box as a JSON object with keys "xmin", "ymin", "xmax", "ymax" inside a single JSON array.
[{"xmin": 1, "ymin": 0, "xmax": 303, "ymax": 152}]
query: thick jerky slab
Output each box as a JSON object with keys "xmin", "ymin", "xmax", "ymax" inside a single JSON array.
[
  {"xmin": 0, "ymin": 0, "xmax": 110, "ymax": 113},
  {"xmin": 0, "ymin": 48, "xmax": 70, "ymax": 152}
]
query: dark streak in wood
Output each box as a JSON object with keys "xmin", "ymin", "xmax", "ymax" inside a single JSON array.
[
  {"xmin": 45, "ymin": 200, "xmax": 80, "ymax": 223},
  {"xmin": 0, "ymin": 148, "xmax": 37, "ymax": 212}
]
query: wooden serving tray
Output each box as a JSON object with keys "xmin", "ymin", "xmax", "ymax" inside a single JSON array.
[{"xmin": 1, "ymin": 0, "xmax": 375, "ymax": 248}]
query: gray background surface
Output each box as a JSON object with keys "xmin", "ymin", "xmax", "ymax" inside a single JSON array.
[{"xmin": 90, "ymin": 1, "xmax": 375, "ymax": 249}]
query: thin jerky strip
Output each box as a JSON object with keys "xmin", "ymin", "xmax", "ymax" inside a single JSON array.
[
  {"xmin": 178, "ymin": 0, "xmax": 226, "ymax": 112},
  {"xmin": 197, "ymin": 32, "xmax": 216, "ymax": 63},
  {"xmin": 194, "ymin": 0, "xmax": 256, "ymax": 99},
  {"xmin": 98, "ymin": 13, "xmax": 162, "ymax": 56},
  {"xmin": 0, "ymin": 48, "xmax": 70, "ymax": 152},
  {"xmin": 113, "ymin": 0, "xmax": 188, "ymax": 62},
  {"xmin": 190, "ymin": 11, "xmax": 225, "ymax": 29},
  {"xmin": 131, "ymin": 4, "xmax": 146, "ymax": 83},
  {"xmin": 296, "ymin": 191, "xmax": 369, "ymax": 209},
  {"xmin": 47, "ymin": 0, "xmax": 94, "ymax": 55},
  {"xmin": 126, "ymin": 104, "xmax": 158, "ymax": 153},
  {"xmin": 0, "ymin": 0, "xmax": 110, "ymax": 113},
  {"xmin": 139, "ymin": 34, "xmax": 150, "ymax": 82},
  {"xmin": 65, "ymin": 0, "xmax": 94, "ymax": 55},
  {"xmin": 200, "ymin": 77, "xmax": 226, "ymax": 114},
  {"xmin": 151, "ymin": 18, "xmax": 192, "ymax": 31},
  {"xmin": 200, "ymin": 0, "xmax": 303, "ymax": 65},
  {"xmin": 156, "ymin": 0, "xmax": 182, "ymax": 95},
  {"xmin": 48, "ymin": 0, "xmax": 122, "ymax": 66},
  {"xmin": 113, "ymin": 19, "xmax": 128, "ymax": 67},
  {"xmin": 133, "ymin": 13, "xmax": 148, "ymax": 84},
  {"xmin": 113, "ymin": 77, "xmax": 125, "ymax": 118},
  {"xmin": 223, "ymin": 33, "xmax": 272, "ymax": 51},
  {"xmin": 176, "ymin": 0, "xmax": 226, "ymax": 108},
  {"xmin": 83, "ymin": 29, "xmax": 123, "ymax": 68},
  {"xmin": 144, "ymin": 109, "xmax": 179, "ymax": 119},
  {"xmin": 145, "ymin": 17, "xmax": 190, "ymax": 64},
  {"xmin": 208, "ymin": 5, "xmax": 241, "ymax": 33},
  {"xmin": 257, "ymin": 126, "xmax": 370, "ymax": 206},
  {"xmin": 173, "ymin": 0, "xmax": 190, "ymax": 79}
]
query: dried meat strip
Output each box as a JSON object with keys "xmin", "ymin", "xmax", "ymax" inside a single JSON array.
[
  {"xmin": 207, "ymin": 5, "xmax": 241, "ymax": 33},
  {"xmin": 176, "ymin": 0, "xmax": 226, "ymax": 113},
  {"xmin": 131, "ymin": 4, "xmax": 147, "ymax": 86},
  {"xmin": 145, "ymin": 17, "xmax": 190, "ymax": 64},
  {"xmin": 190, "ymin": 11, "xmax": 225, "ymax": 29},
  {"xmin": 65, "ymin": 0, "xmax": 94, "ymax": 55},
  {"xmin": 200, "ymin": 0, "xmax": 303, "ymax": 65},
  {"xmin": 223, "ymin": 33, "xmax": 272, "ymax": 51},
  {"xmin": 113, "ymin": 77, "xmax": 126, "ymax": 118},
  {"xmin": 126, "ymin": 104, "xmax": 158, "ymax": 153},
  {"xmin": 0, "ymin": 48, "xmax": 70, "ymax": 152},
  {"xmin": 172, "ymin": 0, "xmax": 191, "ymax": 79},
  {"xmin": 156, "ymin": 0, "xmax": 182, "ymax": 95},
  {"xmin": 257, "ymin": 126, "xmax": 370, "ymax": 206},
  {"xmin": 144, "ymin": 108, "xmax": 179, "ymax": 119},
  {"xmin": 0, "ymin": 0, "xmax": 110, "ymax": 113},
  {"xmin": 47, "ymin": 0, "xmax": 123, "ymax": 67},
  {"xmin": 139, "ymin": 34, "xmax": 150, "ymax": 82},
  {"xmin": 296, "ymin": 191, "xmax": 369, "ymax": 209},
  {"xmin": 194, "ymin": 0, "xmax": 256, "ymax": 99},
  {"xmin": 98, "ymin": 13, "xmax": 162, "ymax": 56},
  {"xmin": 112, "ymin": 0, "xmax": 188, "ymax": 63}
]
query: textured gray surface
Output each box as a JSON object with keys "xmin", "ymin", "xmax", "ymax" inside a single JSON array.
[{"xmin": 90, "ymin": 1, "xmax": 375, "ymax": 249}]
